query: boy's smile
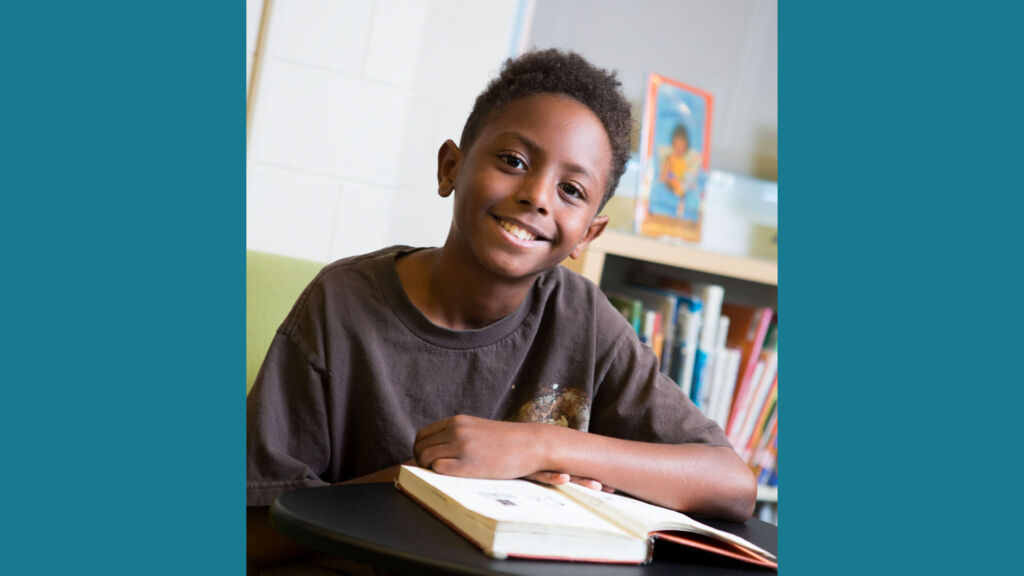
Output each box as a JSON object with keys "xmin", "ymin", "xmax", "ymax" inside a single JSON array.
[
  {"xmin": 494, "ymin": 214, "xmax": 546, "ymax": 245},
  {"xmin": 438, "ymin": 93, "xmax": 613, "ymax": 285}
]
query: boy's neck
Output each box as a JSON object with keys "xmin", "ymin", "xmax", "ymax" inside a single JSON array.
[{"xmin": 396, "ymin": 245, "xmax": 537, "ymax": 331}]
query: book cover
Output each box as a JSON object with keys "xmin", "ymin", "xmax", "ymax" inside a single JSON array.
[{"xmin": 635, "ymin": 73, "xmax": 714, "ymax": 243}]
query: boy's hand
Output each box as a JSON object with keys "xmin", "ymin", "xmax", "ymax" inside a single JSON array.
[
  {"xmin": 413, "ymin": 415, "xmax": 616, "ymax": 493},
  {"xmin": 414, "ymin": 414, "xmax": 546, "ymax": 479},
  {"xmin": 524, "ymin": 471, "xmax": 616, "ymax": 493}
]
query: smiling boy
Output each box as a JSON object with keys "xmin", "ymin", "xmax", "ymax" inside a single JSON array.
[{"xmin": 247, "ymin": 49, "xmax": 756, "ymax": 571}]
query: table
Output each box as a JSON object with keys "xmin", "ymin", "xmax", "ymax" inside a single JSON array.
[{"xmin": 270, "ymin": 483, "xmax": 777, "ymax": 575}]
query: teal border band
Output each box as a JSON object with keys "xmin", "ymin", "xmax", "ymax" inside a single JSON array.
[
  {"xmin": 784, "ymin": 1, "xmax": 1023, "ymax": 574},
  {"xmin": 3, "ymin": 3, "xmax": 243, "ymax": 573}
]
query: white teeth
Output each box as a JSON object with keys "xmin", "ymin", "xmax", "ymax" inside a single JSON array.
[{"xmin": 499, "ymin": 219, "xmax": 537, "ymax": 241}]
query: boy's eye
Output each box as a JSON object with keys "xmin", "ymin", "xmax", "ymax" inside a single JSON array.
[
  {"xmin": 559, "ymin": 183, "xmax": 584, "ymax": 199},
  {"xmin": 499, "ymin": 154, "xmax": 526, "ymax": 169}
]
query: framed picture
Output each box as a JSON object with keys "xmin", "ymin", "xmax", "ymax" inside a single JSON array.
[{"xmin": 635, "ymin": 73, "xmax": 714, "ymax": 242}]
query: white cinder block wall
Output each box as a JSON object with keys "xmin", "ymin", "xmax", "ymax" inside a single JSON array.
[{"xmin": 246, "ymin": 0, "xmax": 529, "ymax": 263}]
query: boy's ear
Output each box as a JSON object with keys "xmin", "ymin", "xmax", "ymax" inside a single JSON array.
[
  {"xmin": 570, "ymin": 214, "xmax": 609, "ymax": 260},
  {"xmin": 437, "ymin": 139, "xmax": 463, "ymax": 197}
]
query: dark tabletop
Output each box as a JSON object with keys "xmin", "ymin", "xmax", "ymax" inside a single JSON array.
[{"xmin": 271, "ymin": 483, "xmax": 777, "ymax": 576}]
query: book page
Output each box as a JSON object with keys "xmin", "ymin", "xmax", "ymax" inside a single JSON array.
[
  {"xmin": 401, "ymin": 466, "xmax": 630, "ymax": 537},
  {"xmin": 555, "ymin": 482, "xmax": 689, "ymax": 537},
  {"xmin": 555, "ymin": 482, "xmax": 775, "ymax": 559}
]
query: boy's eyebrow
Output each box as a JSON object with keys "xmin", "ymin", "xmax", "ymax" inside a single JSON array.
[{"xmin": 497, "ymin": 131, "xmax": 596, "ymax": 182}]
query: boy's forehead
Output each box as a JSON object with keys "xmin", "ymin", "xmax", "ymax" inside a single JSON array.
[
  {"xmin": 485, "ymin": 93, "xmax": 598, "ymax": 130},
  {"xmin": 478, "ymin": 94, "xmax": 612, "ymax": 174}
]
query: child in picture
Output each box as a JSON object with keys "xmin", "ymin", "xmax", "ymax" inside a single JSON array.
[
  {"xmin": 661, "ymin": 123, "xmax": 702, "ymax": 219},
  {"xmin": 247, "ymin": 48, "xmax": 755, "ymax": 572}
]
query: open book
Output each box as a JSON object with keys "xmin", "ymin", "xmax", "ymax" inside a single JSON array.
[{"xmin": 396, "ymin": 465, "xmax": 776, "ymax": 567}]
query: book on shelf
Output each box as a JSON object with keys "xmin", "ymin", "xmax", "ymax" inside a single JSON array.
[
  {"xmin": 726, "ymin": 320, "xmax": 777, "ymax": 440},
  {"xmin": 621, "ymin": 282, "xmax": 704, "ymax": 392},
  {"xmin": 728, "ymin": 331, "xmax": 778, "ymax": 452},
  {"xmin": 720, "ymin": 304, "xmax": 775, "ymax": 418},
  {"xmin": 744, "ymin": 378, "xmax": 777, "ymax": 459},
  {"xmin": 700, "ymin": 314, "xmax": 730, "ymax": 414},
  {"xmin": 690, "ymin": 284, "xmax": 724, "ymax": 409},
  {"xmin": 707, "ymin": 347, "xmax": 742, "ymax": 429},
  {"xmin": 604, "ymin": 285, "xmax": 680, "ymax": 371},
  {"xmin": 671, "ymin": 299, "xmax": 703, "ymax": 396},
  {"xmin": 396, "ymin": 465, "xmax": 777, "ymax": 568},
  {"xmin": 642, "ymin": 309, "xmax": 666, "ymax": 363},
  {"xmin": 605, "ymin": 292, "xmax": 643, "ymax": 335},
  {"xmin": 753, "ymin": 427, "xmax": 778, "ymax": 488},
  {"xmin": 749, "ymin": 403, "xmax": 778, "ymax": 474},
  {"xmin": 602, "ymin": 275, "xmax": 779, "ymax": 494}
]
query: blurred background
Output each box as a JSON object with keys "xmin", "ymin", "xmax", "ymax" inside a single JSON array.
[{"xmin": 246, "ymin": 0, "xmax": 777, "ymax": 264}]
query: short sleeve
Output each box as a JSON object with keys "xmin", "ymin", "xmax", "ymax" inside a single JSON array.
[
  {"xmin": 589, "ymin": 321, "xmax": 731, "ymax": 448},
  {"xmin": 246, "ymin": 332, "xmax": 332, "ymax": 506}
]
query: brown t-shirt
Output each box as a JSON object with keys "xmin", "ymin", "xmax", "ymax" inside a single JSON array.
[{"xmin": 246, "ymin": 246, "xmax": 729, "ymax": 506}]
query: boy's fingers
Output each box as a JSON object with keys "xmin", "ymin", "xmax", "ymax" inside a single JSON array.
[
  {"xmin": 413, "ymin": 422, "xmax": 463, "ymax": 463},
  {"xmin": 568, "ymin": 476, "xmax": 603, "ymax": 491},
  {"xmin": 415, "ymin": 417, "xmax": 454, "ymax": 443},
  {"xmin": 429, "ymin": 458, "xmax": 461, "ymax": 476},
  {"xmin": 524, "ymin": 471, "xmax": 570, "ymax": 485},
  {"xmin": 412, "ymin": 429, "xmax": 452, "ymax": 455},
  {"xmin": 415, "ymin": 442, "xmax": 459, "ymax": 469}
]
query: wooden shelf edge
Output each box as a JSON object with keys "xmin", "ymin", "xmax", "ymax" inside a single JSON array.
[{"xmin": 587, "ymin": 230, "xmax": 777, "ymax": 286}]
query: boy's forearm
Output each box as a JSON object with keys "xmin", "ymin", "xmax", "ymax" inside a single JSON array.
[
  {"xmin": 411, "ymin": 415, "xmax": 754, "ymax": 521},
  {"xmin": 537, "ymin": 424, "xmax": 757, "ymax": 521}
]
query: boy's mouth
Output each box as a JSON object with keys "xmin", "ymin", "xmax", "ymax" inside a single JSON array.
[{"xmin": 494, "ymin": 216, "xmax": 546, "ymax": 243}]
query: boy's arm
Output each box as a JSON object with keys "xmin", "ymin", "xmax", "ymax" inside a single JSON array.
[{"xmin": 414, "ymin": 415, "xmax": 756, "ymax": 522}]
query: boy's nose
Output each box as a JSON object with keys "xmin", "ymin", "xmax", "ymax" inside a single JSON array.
[{"xmin": 515, "ymin": 176, "xmax": 552, "ymax": 216}]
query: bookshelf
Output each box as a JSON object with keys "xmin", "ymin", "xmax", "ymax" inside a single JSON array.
[
  {"xmin": 563, "ymin": 229, "xmax": 778, "ymax": 513},
  {"xmin": 565, "ymin": 229, "xmax": 777, "ymax": 288}
]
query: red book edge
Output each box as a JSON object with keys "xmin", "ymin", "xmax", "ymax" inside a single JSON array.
[{"xmin": 654, "ymin": 531, "xmax": 778, "ymax": 569}]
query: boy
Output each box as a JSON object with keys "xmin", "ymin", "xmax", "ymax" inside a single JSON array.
[{"xmin": 247, "ymin": 49, "xmax": 756, "ymax": 572}]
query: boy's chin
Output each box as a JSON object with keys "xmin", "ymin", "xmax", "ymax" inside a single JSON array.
[{"xmin": 477, "ymin": 250, "xmax": 559, "ymax": 282}]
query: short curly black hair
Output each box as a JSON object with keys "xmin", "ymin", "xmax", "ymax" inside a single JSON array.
[{"xmin": 459, "ymin": 49, "xmax": 633, "ymax": 210}]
